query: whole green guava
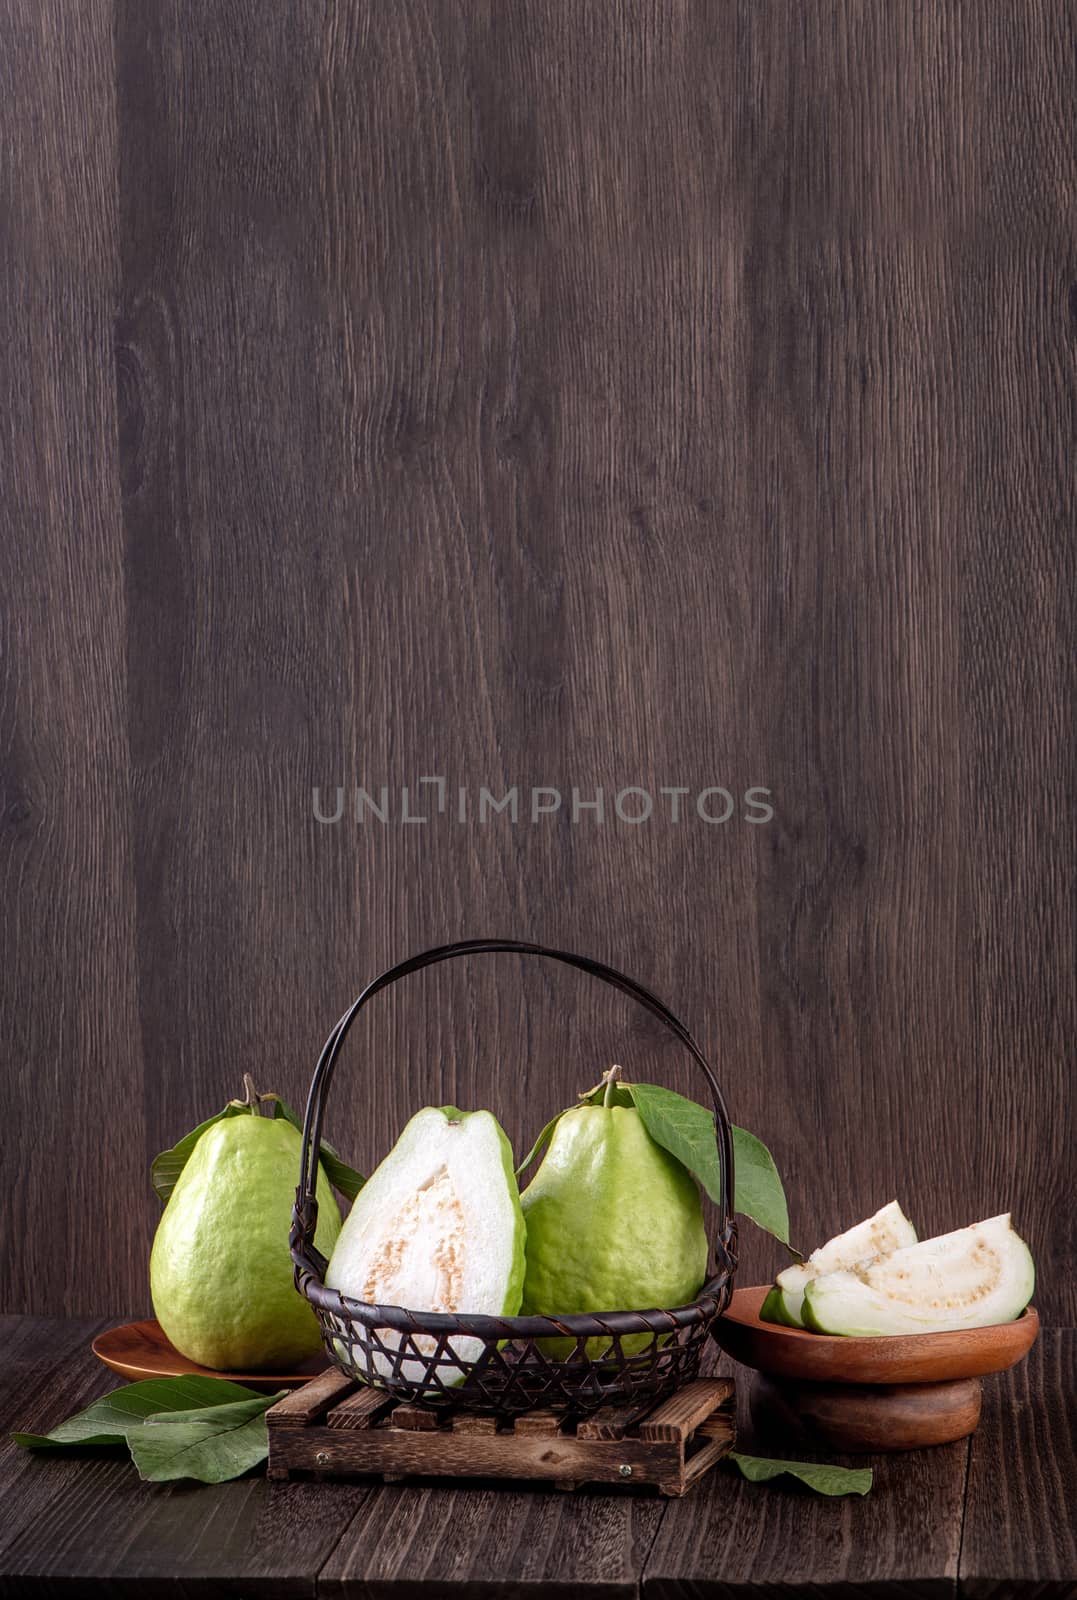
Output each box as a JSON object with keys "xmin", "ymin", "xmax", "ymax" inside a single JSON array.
[
  {"xmin": 150, "ymin": 1113, "xmax": 341, "ymax": 1370},
  {"xmin": 521, "ymin": 1103, "xmax": 708, "ymax": 1358}
]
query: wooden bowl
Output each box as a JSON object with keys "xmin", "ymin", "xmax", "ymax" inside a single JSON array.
[
  {"xmin": 713, "ymin": 1286, "xmax": 1039, "ymax": 1452},
  {"xmin": 92, "ymin": 1319, "xmax": 328, "ymax": 1392}
]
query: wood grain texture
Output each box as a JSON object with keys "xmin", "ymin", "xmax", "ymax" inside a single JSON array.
[
  {"xmin": 272, "ymin": 1423, "xmax": 687, "ymax": 1493},
  {"xmin": 0, "ymin": 1318, "xmax": 370, "ymax": 1598},
  {"xmin": 318, "ymin": 1480, "xmax": 666, "ymax": 1598},
  {"xmin": 265, "ymin": 1377, "xmax": 733, "ymax": 1495},
  {"xmin": 639, "ymin": 1378, "xmax": 734, "ymax": 1443},
  {"xmin": 111, "ymin": 0, "xmax": 371, "ymax": 1322},
  {"xmin": 92, "ymin": 1316, "xmax": 329, "ymax": 1389},
  {"xmin": 0, "ymin": 0, "xmax": 1074, "ymax": 1337},
  {"xmin": 749, "ymin": 1373, "xmax": 983, "ymax": 1455},
  {"xmin": 1, "ymin": 1321, "xmax": 1075, "ymax": 1596},
  {"xmin": 642, "ymin": 1357, "xmax": 970, "ymax": 1600},
  {"xmin": 0, "ymin": 0, "xmax": 146, "ymax": 1317},
  {"xmin": 0, "ymin": 1317, "xmax": 116, "ymax": 1571},
  {"xmin": 959, "ymin": 1332, "xmax": 1077, "ymax": 1600}
]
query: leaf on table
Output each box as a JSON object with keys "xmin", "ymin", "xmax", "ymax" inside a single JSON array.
[
  {"xmin": 131, "ymin": 1391, "xmax": 287, "ymax": 1483},
  {"xmin": 151, "ymin": 1104, "xmax": 249, "ymax": 1203},
  {"xmin": 730, "ymin": 1124, "xmax": 795, "ymax": 1250},
  {"xmin": 730, "ymin": 1451, "xmax": 873, "ymax": 1496},
  {"xmin": 12, "ymin": 1376, "xmax": 265, "ymax": 1450},
  {"xmin": 143, "ymin": 1394, "xmax": 283, "ymax": 1428},
  {"xmin": 266, "ymin": 1096, "xmax": 364, "ymax": 1201}
]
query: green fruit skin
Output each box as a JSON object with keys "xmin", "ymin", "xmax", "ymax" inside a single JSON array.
[
  {"xmin": 479, "ymin": 1108, "xmax": 528, "ymax": 1322},
  {"xmin": 521, "ymin": 1105, "xmax": 708, "ymax": 1359},
  {"xmin": 150, "ymin": 1114, "xmax": 341, "ymax": 1371},
  {"xmin": 778, "ymin": 1286, "xmax": 807, "ymax": 1327},
  {"xmin": 759, "ymin": 1286, "xmax": 800, "ymax": 1328},
  {"xmin": 799, "ymin": 1288, "xmax": 832, "ymax": 1335}
]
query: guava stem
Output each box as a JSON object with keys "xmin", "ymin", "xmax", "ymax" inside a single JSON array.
[
  {"xmin": 241, "ymin": 1073, "xmax": 260, "ymax": 1111},
  {"xmin": 603, "ymin": 1065, "xmax": 623, "ymax": 1106}
]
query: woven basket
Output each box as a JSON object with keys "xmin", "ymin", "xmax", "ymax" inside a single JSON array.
[{"xmin": 291, "ymin": 938, "xmax": 737, "ymax": 1417}]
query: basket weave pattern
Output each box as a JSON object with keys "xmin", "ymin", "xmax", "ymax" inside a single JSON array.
[{"xmin": 292, "ymin": 940, "xmax": 738, "ymax": 1417}]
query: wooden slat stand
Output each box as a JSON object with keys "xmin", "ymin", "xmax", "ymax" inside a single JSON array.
[{"xmin": 266, "ymin": 1371, "xmax": 735, "ymax": 1496}]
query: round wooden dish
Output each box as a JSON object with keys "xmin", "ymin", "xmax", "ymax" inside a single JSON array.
[
  {"xmin": 92, "ymin": 1320, "xmax": 328, "ymax": 1392},
  {"xmin": 714, "ymin": 1286, "xmax": 1040, "ymax": 1452}
]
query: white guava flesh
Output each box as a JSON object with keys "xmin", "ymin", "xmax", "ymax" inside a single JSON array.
[
  {"xmin": 765, "ymin": 1200, "xmax": 918, "ymax": 1327},
  {"xmin": 325, "ymin": 1106, "xmax": 525, "ymax": 1385},
  {"xmin": 803, "ymin": 1213, "xmax": 1035, "ymax": 1336}
]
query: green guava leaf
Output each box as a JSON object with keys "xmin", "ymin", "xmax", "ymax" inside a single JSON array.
[
  {"xmin": 624, "ymin": 1084, "xmax": 792, "ymax": 1247},
  {"xmin": 730, "ymin": 1124, "xmax": 794, "ymax": 1250},
  {"xmin": 514, "ymin": 1080, "xmax": 794, "ymax": 1248},
  {"xmin": 729, "ymin": 1451, "xmax": 873, "ymax": 1496},
  {"xmin": 130, "ymin": 1391, "xmax": 287, "ymax": 1483},
  {"xmin": 151, "ymin": 1095, "xmax": 364, "ymax": 1205},
  {"xmin": 266, "ymin": 1096, "xmax": 365, "ymax": 1201},
  {"xmin": 12, "ymin": 1376, "xmax": 266, "ymax": 1450},
  {"xmin": 151, "ymin": 1104, "xmax": 249, "ymax": 1202},
  {"xmin": 515, "ymin": 1112, "xmax": 563, "ymax": 1177},
  {"xmin": 142, "ymin": 1394, "xmax": 284, "ymax": 1428},
  {"xmin": 13, "ymin": 1377, "xmax": 285, "ymax": 1484},
  {"xmin": 626, "ymin": 1082, "xmax": 725, "ymax": 1203}
]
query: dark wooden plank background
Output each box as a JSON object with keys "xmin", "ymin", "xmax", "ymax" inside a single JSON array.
[{"xmin": 1, "ymin": 0, "xmax": 1074, "ymax": 1321}]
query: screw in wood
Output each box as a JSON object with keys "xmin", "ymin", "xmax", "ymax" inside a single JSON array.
[
  {"xmin": 316, "ymin": 1451, "xmax": 330, "ymax": 1465},
  {"xmin": 619, "ymin": 1464, "xmax": 633, "ymax": 1477}
]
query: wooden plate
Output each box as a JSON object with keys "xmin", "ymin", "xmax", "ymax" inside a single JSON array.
[
  {"xmin": 92, "ymin": 1320, "xmax": 329, "ymax": 1391},
  {"xmin": 714, "ymin": 1285, "xmax": 1040, "ymax": 1385}
]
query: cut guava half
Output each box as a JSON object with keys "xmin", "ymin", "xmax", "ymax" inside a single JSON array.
[
  {"xmin": 324, "ymin": 1105, "xmax": 525, "ymax": 1386},
  {"xmin": 802, "ymin": 1213, "xmax": 1035, "ymax": 1336},
  {"xmin": 762, "ymin": 1201, "xmax": 918, "ymax": 1328}
]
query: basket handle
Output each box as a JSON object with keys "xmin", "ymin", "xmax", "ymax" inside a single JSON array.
[{"xmin": 294, "ymin": 938, "xmax": 736, "ymax": 1271}]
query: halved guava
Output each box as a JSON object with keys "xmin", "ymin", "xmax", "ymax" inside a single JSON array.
[
  {"xmin": 762, "ymin": 1200, "xmax": 918, "ymax": 1328},
  {"xmin": 325, "ymin": 1106, "xmax": 525, "ymax": 1385},
  {"xmin": 802, "ymin": 1213, "xmax": 1035, "ymax": 1336}
]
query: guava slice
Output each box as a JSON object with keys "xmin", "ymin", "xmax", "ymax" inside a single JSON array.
[
  {"xmin": 763, "ymin": 1200, "xmax": 918, "ymax": 1328},
  {"xmin": 325, "ymin": 1106, "xmax": 525, "ymax": 1385},
  {"xmin": 802, "ymin": 1213, "xmax": 1035, "ymax": 1336},
  {"xmin": 760, "ymin": 1285, "xmax": 802, "ymax": 1327}
]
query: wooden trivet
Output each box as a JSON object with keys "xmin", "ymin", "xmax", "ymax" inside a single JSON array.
[{"xmin": 266, "ymin": 1369, "xmax": 735, "ymax": 1496}]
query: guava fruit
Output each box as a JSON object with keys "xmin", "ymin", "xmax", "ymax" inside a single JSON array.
[
  {"xmin": 520, "ymin": 1103, "xmax": 709, "ymax": 1358},
  {"xmin": 150, "ymin": 1112, "xmax": 342, "ymax": 1370},
  {"xmin": 325, "ymin": 1106, "xmax": 525, "ymax": 1385},
  {"xmin": 760, "ymin": 1200, "xmax": 918, "ymax": 1328},
  {"xmin": 802, "ymin": 1213, "xmax": 1035, "ymax": 1336}
]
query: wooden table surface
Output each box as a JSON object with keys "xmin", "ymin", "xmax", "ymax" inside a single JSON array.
[{"xmin": 0, "ymin": 1318, "xmax": 1073, "ymax": 1598}]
